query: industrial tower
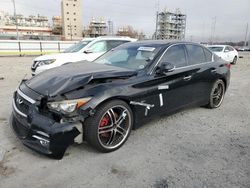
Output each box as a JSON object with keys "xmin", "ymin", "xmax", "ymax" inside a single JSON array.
[{"xmin": 156, "ymin": 9, "xmax": 186, "ymax": 40}]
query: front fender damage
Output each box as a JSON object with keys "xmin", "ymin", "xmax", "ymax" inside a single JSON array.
[{"xmin": 11, "ymin": 103, "xmax": 95, "ymax": 159}]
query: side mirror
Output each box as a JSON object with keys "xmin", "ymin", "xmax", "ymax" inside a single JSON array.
[
  {"xmin": 224, "ymin": 49, "xmax": 229, "ymax": 53},
  {"xmin": 84, "ymin": 49, "xmax": 93, "ymax": 54},
  {"xmin": 157, "ymin": 62, "xmax": 176, "ymax": 75}
]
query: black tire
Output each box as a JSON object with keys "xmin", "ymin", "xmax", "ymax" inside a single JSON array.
[
  {"xmin": 84, "ymin": 100, "xmax": 133, "ymax": 152},
  {"xmin": 206, "ymin": 79, "xmax": 225, "ymax": 109},
  {"xmin": 232, "ymin": 56, "xmax": 237, "ymax": 65}
]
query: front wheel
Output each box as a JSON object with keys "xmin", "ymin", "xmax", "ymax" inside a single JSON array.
[
  {"xmin": 84, "ymin": 100, "xmax": 133, "ymax": 152},
  {"xmin": 207, "ymin": 79, "xmax": 225, "ymax": 108}
]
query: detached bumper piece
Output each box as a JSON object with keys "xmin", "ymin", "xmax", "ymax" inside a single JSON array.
[{"xmin": 11, "ymin": 89, "xmax": 81, "ymax": 159}]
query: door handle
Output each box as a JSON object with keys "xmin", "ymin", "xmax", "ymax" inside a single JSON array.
[{"xmin": 183, "ymin": 75, "xmax": 192, "ymax": 81}]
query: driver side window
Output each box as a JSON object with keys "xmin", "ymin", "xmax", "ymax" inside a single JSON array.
[
  {"xmin": 89, "ymin": 41, "xmax": 107, "ymax": 53},
  {"xmin": 160, "ymin": 45, "xmax": 187, "ymax": 68}
]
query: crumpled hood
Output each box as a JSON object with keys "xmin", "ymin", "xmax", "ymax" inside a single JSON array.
[{"xmin": 25, "ymin": 61, "xmax": 136, "ymax": 96}]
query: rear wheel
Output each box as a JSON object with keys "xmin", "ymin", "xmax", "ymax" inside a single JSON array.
[
  {"xmin": 84, "ymin": 100, "xmax": 133, "ymax": 152},
  {"xmin": 207, "ymin": 79, "xmax": 225, "ymax": 108},
  {"xmin": 232, "ymin": 56, "xmax": 237, "ymax": 65}
]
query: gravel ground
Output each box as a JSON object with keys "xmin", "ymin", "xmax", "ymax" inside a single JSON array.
[{"xmin": 0, "ymin": 54, "xmax": 249, "ymax": 188}]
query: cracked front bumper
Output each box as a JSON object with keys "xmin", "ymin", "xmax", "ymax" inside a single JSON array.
[{"xmin": 11, "ymin": 102, "xmax": 82, "ymax": 159}]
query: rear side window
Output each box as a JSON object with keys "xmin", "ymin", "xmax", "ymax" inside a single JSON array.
[
  {"xmin": 186, "ymin": 44, "xmax": 206, "ymax": 65},
  {"xmin": 225, "ymin": 46, "xmax": 230, "ymax": 52},
  {"xmin": 228, "ymin": 46, "xmax": 235, "ymax": 51},
  {"xmin": 204, "ymin": 48, "xmax": 213, "ymax": 62},
  {"xmin": 107, "ymin": 40, "xmax": 129, "ymax": 51},
  {"xmin": 160, "ymin": 44, "xmax": 187, "ymax": 68}
]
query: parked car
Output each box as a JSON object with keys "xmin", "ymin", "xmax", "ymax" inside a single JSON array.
[
  {"xmin": 237, "ymin": 46, "xmax": 250, "ymax": 52},
  {"xmin": 31, "ymin": 37, "xmax": 137, "ymax": 75},
  {"xmin": 11, "ymin": 41, "xmax": 231, "ymax": 159},
  {"xmin": 208, "ymin": 45, "xmax": 238, "ymax": 64}
]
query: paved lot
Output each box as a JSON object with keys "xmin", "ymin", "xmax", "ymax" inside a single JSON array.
[{"xmin": 0, "ymin": 54, "xmax": 250, "ymax": 188}]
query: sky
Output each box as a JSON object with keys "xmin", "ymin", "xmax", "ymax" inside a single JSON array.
[{"xmin": 1, "ymin": 0, "xmax": 250, "ymax": 42}]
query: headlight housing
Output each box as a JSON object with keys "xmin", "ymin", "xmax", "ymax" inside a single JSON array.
[
  {"xmin": 38, "ymin": 59, "xmax": 56, "ymax": 66},
  {"xmin": 47, "ymin": 97, "xmax": 92, "ymax": 114}
]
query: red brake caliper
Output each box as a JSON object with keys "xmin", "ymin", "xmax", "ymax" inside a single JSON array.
[
  {"xmin": 99, "ymin": 115, "xmax": 110, "ymax": 137},
  {"xmin": 100, "ymin": 115, "xmax": 109, "ymax": 127}
]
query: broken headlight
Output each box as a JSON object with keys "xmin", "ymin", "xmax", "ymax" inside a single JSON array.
[{"xmin": 47, "ymin": 97, "xmax": 92, "ymax": 114}]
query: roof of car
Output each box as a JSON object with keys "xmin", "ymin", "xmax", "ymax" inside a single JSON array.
[
  {"xmin": 94, "ymin": 36, "xmax": 137, "ymax": 41},
  {"xmin": 81, "ymin": 36, "xmax": 137, "ymax": 42},
  {"xmin": 81, "ymin": 38, "xmax": 95, "ymax": 41},
  {"xmin": 121, "ymin": 40, "xmax": 204, "ymax": 47},
  {"xmin": 207, "ymin": 45, "xmax": 227, "ymax": 47}
]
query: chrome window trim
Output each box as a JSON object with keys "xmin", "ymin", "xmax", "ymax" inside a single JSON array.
[
  {"xmin": 173, "ymin": 61, "xmax": 214, "ymax": 71},
  {"xmin": 17, "ymin": 88, "xmax": 36, "ymax": 104},
  {"xmin": 12, "ymin": 99, "xmax": 27, "ymax": 118},
  {"xmin": 149, "ymin": 43, "xmax": 214, "ymax": 75}
]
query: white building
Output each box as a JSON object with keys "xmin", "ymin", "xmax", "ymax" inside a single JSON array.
[
  {"xmin": 0, "ymin": 11, "xmax": 53, "ymax": 39},
  {"xmin": 61, "ymin": 0, "xmax": 83, "ymax": 40}
]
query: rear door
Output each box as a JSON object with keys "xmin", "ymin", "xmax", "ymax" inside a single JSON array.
[
  {"xmin": 224, "ymin": 46, "xmax": 233, "ymax": 62},
  {"xmin": 184, "ymin": 44, "xmax": 215, "ymax": 104},
  {"xmin": 227, "ymin": 46, "xmax": 236, "ymax": 62}
]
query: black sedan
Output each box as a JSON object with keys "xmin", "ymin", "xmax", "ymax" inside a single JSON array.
[{"xmin": 11, "ymin": 41, "xmax": 230, "ymax": 159}]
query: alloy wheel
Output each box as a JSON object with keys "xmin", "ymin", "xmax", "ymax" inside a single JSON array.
[
  {"xmin": 212, "ymin": 82, "xmax": 225, "ymax": 107},
  {"xmin": 97, "ymin": 105, "xmax": 132, "ymax": 149}
]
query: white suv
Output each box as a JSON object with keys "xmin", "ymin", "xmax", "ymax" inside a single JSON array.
[{"xmin": 31, "ymin": 37, "xmax": 137, "ymax": 75}]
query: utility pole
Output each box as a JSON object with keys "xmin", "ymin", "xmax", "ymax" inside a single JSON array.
[
  {"xmin": 248, "ymin": 33, "xmax": 250, "ymax": 47},
  {"xmin": 244, "ymin": 23, "xmax": 248, "ymax": 47},
  {"xmin": 154, "ymin": 0, "xmax": 160, "ymax": 39},
  {"xmin": 210, "ymin": 17, "xmax": 216, "ymax": 45},
  {"xmin": 12, "ymin": 0, "xmax": 19, "ymax": 40}
]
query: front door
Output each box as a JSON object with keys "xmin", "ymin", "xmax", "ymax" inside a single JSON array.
[{"xmin": 132, "ymin": 44, "xmax": 194, "ymax": 117}]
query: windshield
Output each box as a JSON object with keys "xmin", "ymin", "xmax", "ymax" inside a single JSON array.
[
  {"xmin": 208, "ymin": 46, "xmax": 224, "ymax": 52},
  {"xmin": 63, "ymin": 40, "xmax": 92, "ymax": 53},
  {"xmin": 94, "ymin": 46, "xmax": 161, "ymax": 70}
]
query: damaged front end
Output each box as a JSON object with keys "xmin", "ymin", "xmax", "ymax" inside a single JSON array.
[
  {"xmin": 11, "ymin": 84, "xmax": 89, "ymax": 159},
  {"xmin": 11, "ymin": 62, "xmax": 137, "ymax": 159}
]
